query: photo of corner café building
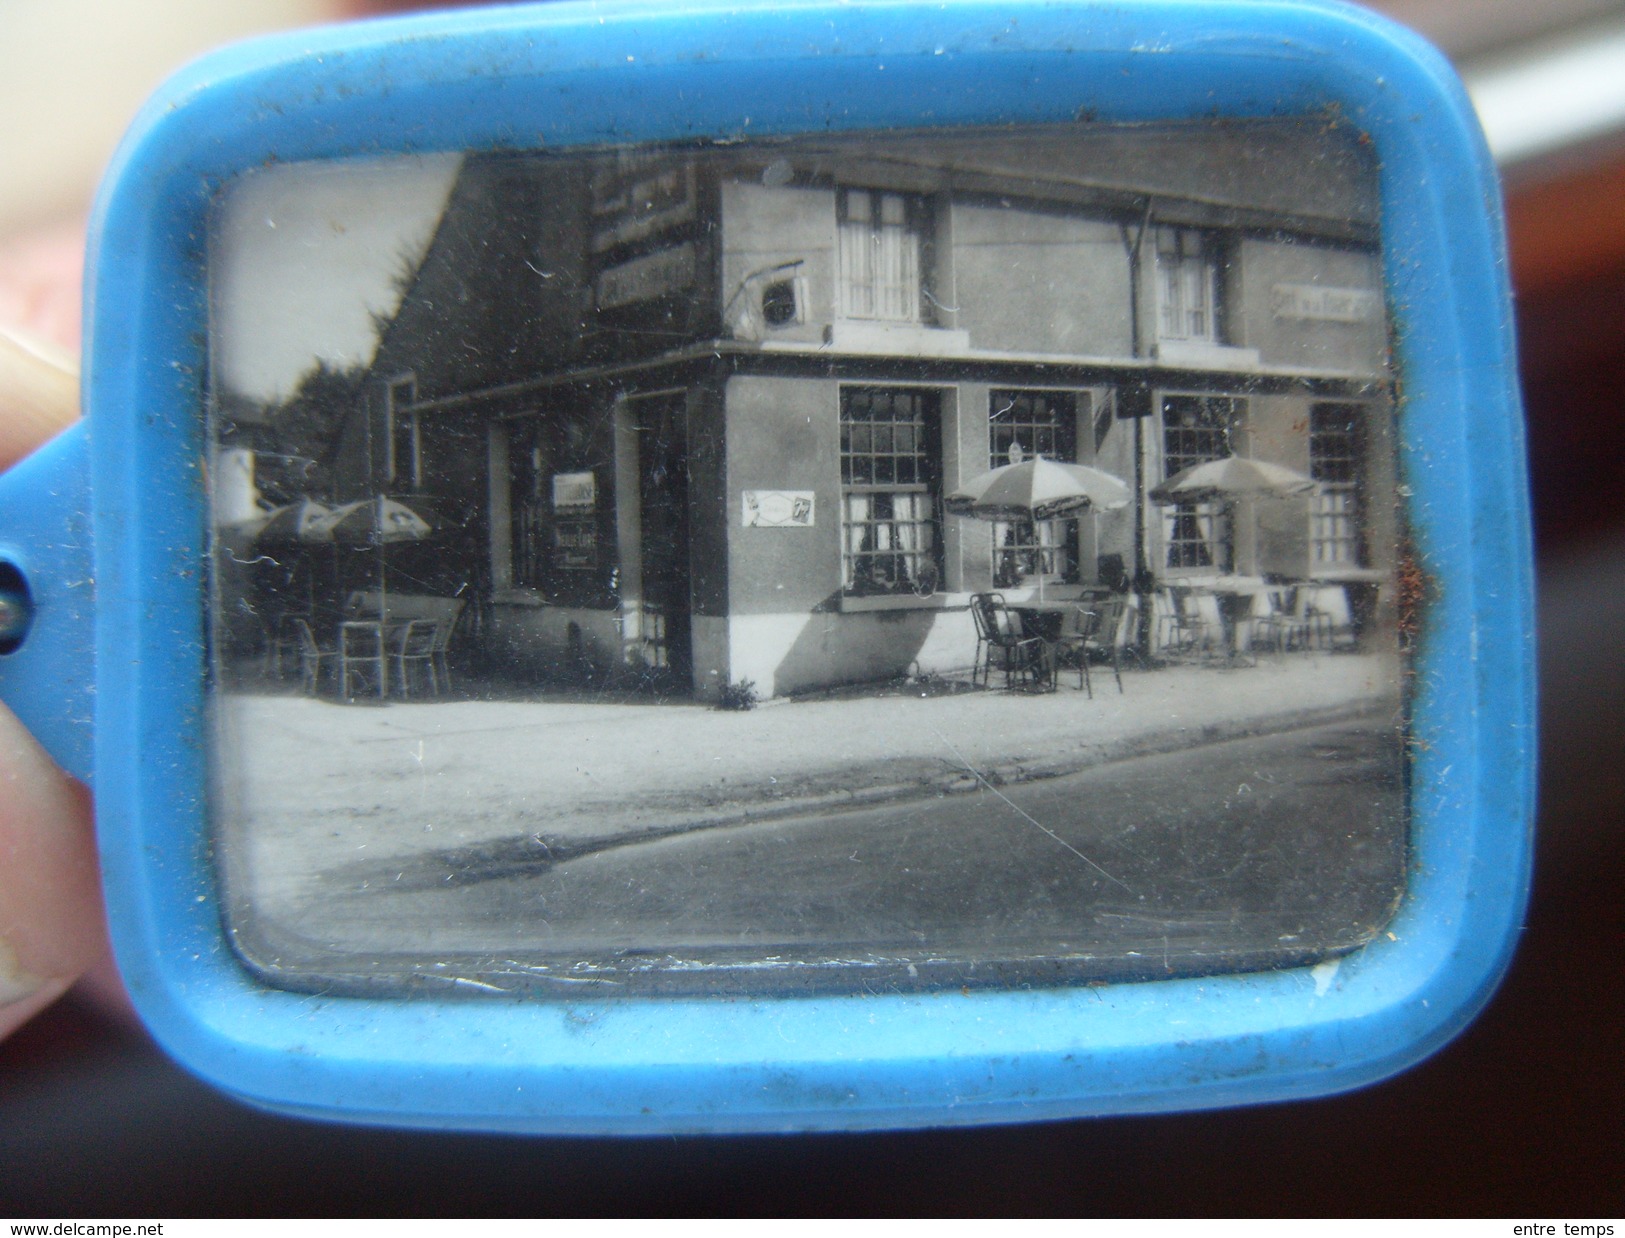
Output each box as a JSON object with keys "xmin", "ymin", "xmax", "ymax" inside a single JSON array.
[{"xmin": 338, "ymin": 125, "xmax": 1399, "ymax": 701}]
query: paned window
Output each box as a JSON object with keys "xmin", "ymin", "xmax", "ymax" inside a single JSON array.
[
  {"xmin": 841, "ymin": 387, "xmax": 942, "ymax": 596},
  {"xmin": 838, "ymin": 189, "xmax": 925, "ymax": 323},
  {"xmin": 1309, "ymin": 403, "xmax": 1366, "ymax": 567},
  {"xmin": 1156, "ymin": 228, "xmax": 1220, "ymax": 343},
  {"xmin": 1161, "ymin": 394, "xmax": 1241, "ymax": 570},
  {"xmin": 988, "ymin": 389, "xmax": 1082, "ymax": 586}
]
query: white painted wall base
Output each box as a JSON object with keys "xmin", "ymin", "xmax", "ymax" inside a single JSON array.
[
  {"xmin": 690, "ymin": 614, "xmax": 730, "ymax": 702},
  {"xmin": 727, "ymin": 606, "xmax": 980, "ymax": 698}
]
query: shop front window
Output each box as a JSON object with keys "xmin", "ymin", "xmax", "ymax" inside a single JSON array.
[
  {"xmin": 988, "ymin": 389, "xmax": 1082, "ymax": 586},
  {"xmin": 1161, "ymin": 393, "xmax": 1241, "ymax": 571},
  {"xmin": 1309, "ymin": 403, "xmax": 1367, "ymax": 568},
  {"xmin": 508, "ymin": 413, "xmax": 615, "ymax": 605},
  {"xmin": 841, "ymin": 387, "xmax": 942, "ymax": 596}
]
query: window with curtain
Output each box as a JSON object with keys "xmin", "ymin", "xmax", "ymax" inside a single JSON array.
[
  {"xmin": 840, "ymin": 387, "xmax": 942, "ymax": 596},
  {"xmin": 1309, "ymin": 402, "xmax": 1367, "ymax": 567},
  {"xmin": 1156, "ymin": 227, "xmax": 1220, "ymax": 344},
  {"xmin": 838, "ymin": 189, "xmax": 925, "ymax": 323},
  {"xmin": 1161, "ymin": 393, "xmax": 1241, "ymax": 570},
  {"xmin": 987, "ymin": 389, "xmax": 1083, "ymax": 586}
]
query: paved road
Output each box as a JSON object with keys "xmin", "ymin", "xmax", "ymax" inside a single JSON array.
[{"xmin": 262, "ymin": 717, "xmax": 1406, "ymax": 993}]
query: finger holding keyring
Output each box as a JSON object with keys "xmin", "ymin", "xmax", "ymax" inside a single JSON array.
[{"xmin": 0, "ymin": 318, "xmax": 105, "ymax": 1043}]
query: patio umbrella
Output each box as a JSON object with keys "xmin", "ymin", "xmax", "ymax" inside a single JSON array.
[
  {"xmin": 237, "ymin": 498, "xmax": 341, "ymax": 618},
  {"xmin": 1149, "ymin": 456, "xmax": 1316, "ymax": 580},
  {"xmin": 244, "ymin": 497, "xmax": 338, "ymax": 545},
  {"xmin": 1148, "ymin": 456, "xmax": 1316, "ymax": 504},
  {"xmin": 321, "ymin": 495, "xmax": 437, "ymax": 618},
  {"xmin": 947, "ymin": 457, "xmax": 1131, "ymax": 599}
]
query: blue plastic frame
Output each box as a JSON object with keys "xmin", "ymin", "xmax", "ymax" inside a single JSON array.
[{"xmin": 0, "ymin": 0, "xmax": 1532, "ymax": 1133}]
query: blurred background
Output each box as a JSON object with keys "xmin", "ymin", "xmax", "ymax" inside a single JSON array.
[{"xmin": 0, "ymin": 0, "xmax": 1619, "ymax": 1216}]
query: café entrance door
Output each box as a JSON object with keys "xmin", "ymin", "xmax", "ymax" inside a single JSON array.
[{"xmin": 632, "ymin": 391, "xmax": 692, "ymax": 693}]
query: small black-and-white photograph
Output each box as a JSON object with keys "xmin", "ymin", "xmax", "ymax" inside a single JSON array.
[{"xmin": 208, "ymin": 123, "xmax": 1408, "ymax": 994}]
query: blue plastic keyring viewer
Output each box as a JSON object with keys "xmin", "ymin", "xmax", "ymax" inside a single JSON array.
[{"xmin": 0, "ymin": 0, "xmax": 1533, "ymax": 1134}]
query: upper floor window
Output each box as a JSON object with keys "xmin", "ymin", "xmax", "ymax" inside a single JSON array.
[
  {"xmin": 840, "ymin": 387, "xmax": 942, "ymax": 596},
  {"xmin": 1309, "ymin": 403, "xmax": 1366, "ymax": 568},
  {"xmin": 988, "ymin": 390, "xmax": 1082, "ymax": 587},
  {"xmin": 1156, "ymin": 227, "xmax": 1220, "ymax": 344},
  {"xmin": 838, "ymin": 189, "xmax": 925, "ymax": 324},
  {"xmin": 385, "ymin": 375, "xmax": 419, "ymax": 488}
]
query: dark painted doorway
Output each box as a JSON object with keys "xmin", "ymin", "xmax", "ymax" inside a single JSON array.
[{"xmin": 634, "ymin": 391, "xmax": 693, "ymax": 693}]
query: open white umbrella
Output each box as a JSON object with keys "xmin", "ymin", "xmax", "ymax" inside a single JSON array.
[
  {"xmin": 947, "ymin": 456, "xmax": 1131, "ymax": 520},
  {"xmin": 235, "ymin": 498, "xmax": 342, "ymax": 622},
  {"xmin": 1150, "ymin": 456, "xmax": 1316, "ymax": 579},
  {"xmin": 321, "ymin": 496, "xmax": 437, "ymax": 618},
  {"xmin": 1149, "ymin": 456, "xmax": 1316, "ymax": 504},
  {"xmin": 947, "ymin": 457, "xmax": 1131, "ymax": 599},
  {"xmin": 322, "ymin": 496, "xmax": 435, "ymax": 545},
  {"xmin": 247, "ymin": 497, "xmax": 338, "ymax": 545}
]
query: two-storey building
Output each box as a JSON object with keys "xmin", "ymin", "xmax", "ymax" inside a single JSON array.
[{"xmin": 342, "ymin": 123, "xmax": 1396, "ymax": 699}]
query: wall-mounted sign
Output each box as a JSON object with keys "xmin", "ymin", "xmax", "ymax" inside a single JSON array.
[
  {"xmin": 551, "ymin": 470, "xmax": 597, "ymax": 511},
  {"xmin": 1271, "ymin": 283, "xmax": 1380, "ymax": 323},
  {"xmin": 551, "ymin": 472, "xmax": 599, "ymax": 570},
  {"xmin": 551, "ymin": 517, "xmax": 598, "ymax": 571},
  {"xmin": 743, "ymin": 490, "xmax": 815, "ymax": 527},
  {"xmin": 595, "ymin": 242, "xmax": 697, "ymax": 310},
  {"xmin": 590, "ymin": 160, "xmax": 697, "ymax": 253}
]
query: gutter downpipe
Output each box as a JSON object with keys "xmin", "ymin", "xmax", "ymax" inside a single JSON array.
[{"xmin": 1121, "ymin": 200, "xmax": 1154, "ymax": 659}]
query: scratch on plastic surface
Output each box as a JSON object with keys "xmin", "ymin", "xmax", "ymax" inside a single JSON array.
[
  {"xmin": 451, "ymin": 976, "xmax": 510, "ymax": 993},
  {"xmin": 411, "ymin": 738, "xmax": 428, "ymax": 807},
  {"xmin": 1311, "ymin": 958, "xmax": 1340, "ymax": 997},
  {"xmin": 932, "ymin": 730, "xmax": 1133, "ymax": 893}
]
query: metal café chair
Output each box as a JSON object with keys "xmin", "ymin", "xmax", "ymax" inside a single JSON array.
[
  {"xmin": 339, "ymin": 620, "xmax": 389, "ymax": 700},
  {"xmin": 263, "ymin": 610, "xmax": 316, "ymax": 680},
  {"xmin": 1248, "ymin": 587, "xmax": 1300, "ymax": 656},
  {"xmin": 430, "ymin": 598, "xmax": 466, "ymax": 692},
  {"xmin": 1158, "ymin": 585, "xmax": 1219, "ymax": 660},
  {"xmin": 1052, "ymin": 593, "xmax": 1133, "ymax": 696},
  {"xmin": 1257, "ymin": 586, "xmax": 1337, "ymax": 652},
  {"xmin": 290, "ymin": 617, "xmax": 333, "ymax": 696},
  {"xmin": 1303, "ymin": 584, "xmax": 1356, "ymax": 649},
  {"xmin": 969, "ymin": 591, "xmax": 998, "ymax": 685},
  {"xmin": 1050, "ymin": 603, "xmax": 1098, "ymax": 695},
  {"xmin": 392, "ymin": 619, "xmax": 441, "ymax": 699},
  {"xmin": 969, "ymin": 592, "xmax": 1049, "ymax": 691}
]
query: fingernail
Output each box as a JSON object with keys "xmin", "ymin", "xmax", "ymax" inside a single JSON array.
[
  {"xmin": 0, "ymin": 934, "xmax": 49, "ymax": 1007},
  {"xmin": 0, "ymin": 704, "xmax": 102, "ymax": 1001},
  {"xmin": 0, "ymin": 325, "xmax": 80, "ymax": 469},
  {"xmin": 0, "ymin": 324, "xmax": 77, "ymax": 377}
]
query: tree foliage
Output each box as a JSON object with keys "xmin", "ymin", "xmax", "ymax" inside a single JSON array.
[{"xmin": 256, "ymin": 360, "xmax": 368, "ymax": 503}]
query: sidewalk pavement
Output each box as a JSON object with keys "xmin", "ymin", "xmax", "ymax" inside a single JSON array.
[{"xmin": 218, "ymin": 651, "xmax": 1403, "ymax": 904}]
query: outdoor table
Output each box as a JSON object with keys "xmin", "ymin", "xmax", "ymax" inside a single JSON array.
[
  {"xmin": 1008, "ymin": 598, "xmax": 1087, "ymax": 643},
  {"xmin": 1182, "ymin": 575, "xmax": 1269, "ymax": 665},
  {"xmin": 1009, "ymin": 596, "xmax": 1110, "ymax": 689},
  {"xmin": 338, "ymin": 618, "xmax": 407, "ymax": 700},
  {"xmin": 1209, "ymin": 576, "xmax": 1270, "ymax": 664},
  {"xmin": 1304, "ymin": 568, "xmax": 1387, "ymax": 647}
]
